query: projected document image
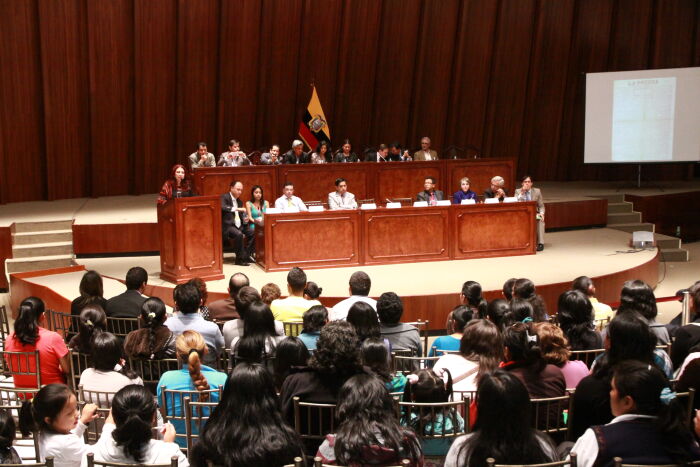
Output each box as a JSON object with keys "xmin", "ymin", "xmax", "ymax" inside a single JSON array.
[{"xmin": 611, "ymin": 77, "xmax": 676, "ymax": 162}]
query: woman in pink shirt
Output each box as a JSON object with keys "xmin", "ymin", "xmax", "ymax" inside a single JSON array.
[
  {"xmin": 5, "ymin": 297, "xmax": 70, "ymax": 388},
  {"xmin": 534, "ymin": 322, "xmax": 589, "ymax": 389}
]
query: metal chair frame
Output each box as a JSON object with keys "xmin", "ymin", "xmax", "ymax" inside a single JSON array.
[
  {"xmin": 183, "ymin": 396, "xmax": 220, "ymax": 454},
  {"xmin": 86, "ymin": 452, "xmax": 177, "ymax": 467},
  {"xmin": 283, "ymin": 321, "xmax": 304, "ymax": 338},
  {"xmin": 1, "ymin": 350, "xmax": 41, "ymax": 388}
]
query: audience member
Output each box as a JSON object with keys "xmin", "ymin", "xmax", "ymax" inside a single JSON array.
[
  {"xmin": 70, "ymin": 270, "xmax": 107, "ymax": 317},
  {"xmin": 444, "ymin": 371, "xmax": 557, "ymax": 467},
  {"xmin": 514, "ymin": 175, "xmax": 545, "ymax": 251},
  {"xmin": 311, "ymin": 140, "xmax": 332, "ymax": 164},
  {"xmin": 483, "ymin": 176, "xmax": 509, "ymax": 201},
  {"xmin": 261, "ymin": 282, "xmax": 282, "ymax": 306},
  {"xmin": 328, "ymin": 177, "xmax": 357, "ymax": 210},
  {"xmin": 188, "ymin": 142, "xmax": 215, "ymax": 168},
  {"xmin": 223, "ymin": 286, "xmax": 283, "ymax": 347},
  {"xmin": 460, "ymin": 281, "xmax": 488, "ymax": 318},
  {"xmin": 361, "ymin": 337, "xmax": 407, "ymax": 394},
  {"xmin": 283, "ymin": 140, "xmax": 309, "ymax": 164},
  {"xmin": 105, "ymin": 267, "xmax": 148, "ymax": 318},
  {"xmin": 68, "ymin": 305, "xmax": 106, "ymax": 354},
  {"xmin": 429, "ymin": 305, "xmax": 472, "ymax": 357},
  {"xmin": 485, "ymin": 299, "xmax": 509, "ymax": 331},
  {"xmin": 274, "ymin": 181, "xmax": 308, "ymax": 212},
  {"xmin": 221, "ymin": 180, "xmax": 255, "ymax": 266},
  {"xmin": 18, "ymin": 383, "xmax": 98, "ymax": 467},
  {"xmin": 165, "ymin": 283, "xmax": 224, "ymax": 366},
  {"xmin": 671, "ymin": 283, "xmax": 700, "ymax": 368},
  {"xmin": 666, "ymin": 280, "xmax": 700, "ymax": 337},
  {"xmin": 270, "ymin": 267, "xmax": 320, "ymax": 322},
  {"xmin": 217, "ymin": 139, "xmax": 249, "ymax": 167},
  {"xmin": 6, "ymin": 297, "xmax": 70, "ymax": 387},
  {"xmin": 434, "ymin": 319, "xmax": 503, "ymax": 394},
  {"xmin": 298, "ymin": 305, "xmax": 327, "ymax": 351},
  {"xmin": 333, "ymin": 139, "xmax": 358, "ymax": 163},
  {"xmin": 188, "ymin": 277, "xmax": 210, "ymax": 319},
  {"xmin": 347, "ymin": 302, "xmax": 386, "ymax": 350},
  {"xmin": 124, "ymin": 297, "xmax": 176, "ymax": 360},
  {"xmin": 502, "ymin": 278, "xmax": 517, "ymax": 301},
  {"xmin": 273, "ymin": 337, "xmax": 310, "ymax": 390},
  {"xmin": 157, "ymin": 164, "xmax": 193, "ymax": 205},
  {"xmin": 512, "ymin": 278, "xmax": 548, "ymax": 322},
  {"xmin": 452, "ymin": 177, "xmax": 478, "ymax": 204},
  {"xmin": 572, "ymin": 276, "xmax": 613, "ymax": 322},
  {"xmin": 414, "ymin": 136, "xmax": 438, "ymax": 161},
  {"xmin": 90, "ymin": 385, "xmax": 186, "ymax": 466},
  {"xmin": 503, "ymin": 298, "xmax": 535, "ymax": 326},
  {"xmin": 79, "ymin": 332, "xmax": 143, "ymax": 399},
  {"xmin": 229, "ymin": 301, "xmax": 284, "ymax": 365},
  {"xmin": 557, "ymin": 290, "xmax": 602, "ymax": 350},
  {"xmin": 259, "ymin": 144, "xmax": 282, "ymax": 165},
  {"xmin": 377, "ymin": 292, "xmax": 422, "ymax": 356},
  {"xmin": 207, "ymin": 272, "xmax": 249, "ymax": 321},
  {"xmin": 616, "ymin": 280, "xmax": 670, "ymax": 345},
  {"xmin": 331, "ymin": 271, "xmax": 376, "ymax": 320},
  {"xmin": 245, "ymin": 185, "xmax": 268, "ymax": 231},
  {"xmin": 0, "ymin": 409, "xmax": 22, "ymax": 464},
  {"xmin": 190, "ymin": 363, "xmax": 304, "ymax": 467},
  {"xmin": 533, "ymin": 322, "xmax": 588, "ymax": 389},
  {"xmin": 316, "ymin": 374, "xmax": 423, "ymax": 466},
  {"xmin": 303, "ymin": 281, "xmax": 323, "ymax": 300}
]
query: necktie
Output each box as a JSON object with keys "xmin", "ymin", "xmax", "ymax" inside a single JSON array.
[
  {"xmin": 288, "ymin": 198, "xmax": 293, "ymax": 207},
  {"xmin": 526, "ymin": 191, "xmax": 531, "ymax": 201},
  {"xmin": 233, "ymin": 196, "xmax": 241, "ymax": 227},
  {"xmin": 430, "ymin": 192, "xmax": 436, "ymax": 206},
  {"xmin": 234, "ymin": 210, "xmax": 241, "ymax": 228}
]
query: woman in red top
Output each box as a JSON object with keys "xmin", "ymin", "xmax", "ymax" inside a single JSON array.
[
  {"xmin": 5, "ymin": 297, "xmax": 70, "ymax": 388},
  {"xmin": 157, "ymin": 164, "xmax": 193, "ymax": 205}
]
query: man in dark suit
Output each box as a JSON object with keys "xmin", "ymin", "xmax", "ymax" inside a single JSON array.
[
  {"xmin": 388, "ymin": 142, "xmax": 412, "ymax": 161},
  {"xmin": 283, "ymin": 140, "xmax": 309, "ymax": 164},
  {"xmin": 483, "ymin": 175, "xmax": 509, "ymax": 201},
  {"xmin": 222, "ymin": 180, "xmax": 255, "ymax": 266},
  {"xmin": 207, "ymin": 272, "xmax": 249, "ymax": 321},
  {"xmin": 416, "ymin": 177, "xmax": 444, "ymax": 205},
  {"xmin": 105, "ymin": 266, "xmax": 148, "ymax": 318}
]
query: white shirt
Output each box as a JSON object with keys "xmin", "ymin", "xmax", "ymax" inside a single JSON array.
[
  {"xmin": 79, "ymin": 369, "xmax": 143, "ymax": 402},
  {"xmin": 569, "ymin": 414, "xmax": 656, "ymax": 467},
  {"xmin": 328, "ymin": 191, "xmax": 357, "ymax": 210},
  {"xmin": 222, "ymin": 319, "xmax": 285, "ymax": 348},
  {"xmin": 445, "ymin": 432, "xmax": 557, "ymax": 467},
  {"xmin": 82, "ymin": 423, "xmax": 189, "ymax": 467},
  {"xmin": 274, "ymin": 195, "xmax": 308, "ymax": 212},
  {"xmin": 432, "ymin": 354, "xmax": 479, "ymax": 394},
  {"xmin": 331, "ymin": 296, "xmax": 377, "ymax": 321},
  {"xmin": 40, "ymin": 422, "xmax": 89, "ymax": 467}
]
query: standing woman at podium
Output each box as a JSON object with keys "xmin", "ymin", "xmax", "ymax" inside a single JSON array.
[{"xmin": 157, "ymin": 164, "xmax": 193, "ymax": 205}]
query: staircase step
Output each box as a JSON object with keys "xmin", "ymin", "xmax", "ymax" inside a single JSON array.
[
  {"xmin": 607, "ymin": 222, "xmax": 655, "ymax": 233},
  {"xmin": 5, "ymin": 254, "xmax": 75, "ymax": 274},
  {"xmin": 594, "ymin": 194, "xmax": 626, "ymax": 203},
  {"xmin": 12, "ymin": 229, "xmax": 73, "ymax": 245},
  {"xmin": 11, "ymin": 241, "xmax": 74, "ymax": 258},
  {"xmin": 659, "ymin": 248, "xmax": 690, "ymax": 262},
  {"xmin": 607, "ymin": 212, "xmax": 642, "ymax": 224},
  {"xmin": 607, "ymin": 202, "xmax": 634, "ymax": 214},
  {"xmin": 12, "ymin": 220, "xmax": 73, "ymax": 233},
  {"xmin": 654, "ymin": 233, "xmax": 681, "ymax": 250}
]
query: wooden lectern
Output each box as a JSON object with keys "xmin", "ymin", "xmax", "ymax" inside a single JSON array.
[{"xmin": 157, "ymin": 195, "xmax": 224, "ymax": 283}]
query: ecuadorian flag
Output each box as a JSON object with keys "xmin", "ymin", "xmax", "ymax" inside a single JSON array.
[{"xmin": 298, "ymin": 86, "xmax": 331, "ymax": 150}]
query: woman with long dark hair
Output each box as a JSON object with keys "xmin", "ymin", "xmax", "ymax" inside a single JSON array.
[
  {"xmin": 311, "ymin": 140, "xmax": 332, "ymax": 164},
  {"xmin": 273, "ymin": 336, "xmax": 310, "ymax": 390},
  {"xmin": 316, "ymin": 374, "xmax": 423, "ymax": 466},
  {"xmin": 461, "ymin": 281, "xmax": 488, "ymax": 318},
  {"xmin": 124, "ymin": 297, "xmax": 176, "ymax": 360},
  {"xmin": 68, "ymin": 305, "xmax": 107, "ymax": 354},
  {"xmin": 556, "ymin": 290, "xmax": 602, "ymax": 350},
  {"xmin": 157, "ymin": 164, "xmax": 192, "ymax": 205},
  {"xmin": 346, "ymin": 301, "xmax": 382, "ymax": 342},
  {"xmin": 190, "ymin": 363, "xmax": 304, "ymax": 467},
  {"xmin": 333, "ymin": 139, "xmax": 358, "ymax": 163},
  {"xmin": 79, "ymin": 332, "xmax": 142, "ymax": 399},
  {"xmin": 230, "ymin": 301, "xmax": 284, "ymax": 364},
  {"xmin": 429, "ymin": 306, "xmax": 472, "ymax": 357},
  {"xmin": 70, "ymin": 270, "xmax": 107, "ymax": 317},
  {"xmin": 512, "ymin": 278, "xmax": 548, "ymax": 322},
  {"xmin": 361, "ymin": 337, "xmax": 407, "ymax": 393},
  {"xmin": 616, "ymin": 279, "xmax": 670, "ymax": 345},
  {"xmin": 245, "ymin": 184, "xmax": 269, "ymax": 231},
  {"xmin": 5, "ymin": 297, "xmax": 70, "ymax": 387},
  {"xmin": 298, "ymin": 305, "xmax": 327, "ymax": 351},
  {"xmin": 444, "ymin": 370, "xmax": 557, "ymax": 467}
]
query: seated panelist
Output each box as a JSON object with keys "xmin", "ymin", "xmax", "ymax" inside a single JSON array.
[
  {"xmin": 260, "ymin": 144, "xmax": 282, "ymax": 165},
  {"xmin": 452, "ymin": 177, "xmax": 478, "ymax": 204},
  {"xmin": 310, "ymin": 141, "xmax": 332, "ymax": 164},
  {"xmin": 416, "ymin": 177, "xmax": 444, "ymax": 205},
  {"xmin": 368, "ymin": 144, "xmax": 390, "ymax": 162},
  {"xmin": 389, "ymin": 142, "xmax": 411, "ymax": 161},
  {"xmin": 218, "ymin": 139, "xmax": 251, "ymax": 166},
  {"xmin": 274, "ymin": 182, "xmax": 308, "ymax": 212},
  {"xmin": 413, "ymin": 136, "xmax": 438, "ymax": 161},
  {"xmin": 221, "ymin": 180, "xmax": 255, "ymax": 266},
  {"xmin": 328, "ymin": 178, "xmax": 357, "ymax": 210},
  {"xmin": 283, "ymin": 140, "xmax": 309, "ymax": 164},
  {"xmin": 157, "ymin": 164, "xmax": 193, "ymax": 205},
  {"xmin": 188, "ymin": 142, "xmax": 216, "ymax": 168},
  {"xmin": 514, "ymin": 175, "xmax": 545, "ymax": 251},
  {"xmin": 483, "ymin": 176, "xmax": 509, "ymax": 201},
  {"xmin": 334, "ymin": 139, "xmax": 358, "ymax": 163}
]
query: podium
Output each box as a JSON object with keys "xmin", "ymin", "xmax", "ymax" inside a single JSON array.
[{"xmin": 157, "ymin": 195, "xmax": 224, "ymax": 283}]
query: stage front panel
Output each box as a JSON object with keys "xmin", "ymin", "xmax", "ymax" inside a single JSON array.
[
  {"xmin": 447, "ymin": 159, "xmax": 515, "ymax": 196},
  {"xmin": 375, "ymin": 162, "xmax": 444, "ymax": 202},
  {"xmin": 278, "ymin": 164, "xmax": 372, "ymax": 203},
  {"xmin": 193, "ymin": 166, "xmax": 276, "ymax": 202}
]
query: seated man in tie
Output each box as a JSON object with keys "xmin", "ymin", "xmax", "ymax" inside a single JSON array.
[
  {"xmin": 274, "ymin": 181, "xmax": 308, "ymax": 212},
  {"xmin": 514, "ymin": 175, "xmax": 545, "ymax": 251},
  {"xmin": 260, "ymin": 144, "xmax": 282, "ymax": 165},
  {"xmin": 221, "ymin": 180, "xmax": 255, "ymax": 266},
  {"xmin": 283, "ymin": 140, "xmax": 309, "ymax": 164},
  {"xmin": 328, "ymin": 178, "xmax": 357, "ymax": 210},
  {"xmin": 188, "ymin": 142, "xmax": 216, "ymax": 168},
  {"xmin": 483, "ymin": 175, "xmax": 509, "ymax": 201},
  {"xmin": 413, "ymin": 137, "xmax": 438, "ymax": 161},
  {"xmin": 389, "ymin": 142, "xmax": 412, "ymax": 161},
  {"xmin": 217, "ymin": 139, "xmax": 251, "ymax": 166},
  {"xmin": 416, "ymin": 177, "xmax": 444, "ymax": 205}
]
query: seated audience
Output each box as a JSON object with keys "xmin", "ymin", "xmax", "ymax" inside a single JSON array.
[
  {"xmin": 512, "ymin": 278, "xmax": 548, "ymax": 321},
  {"xmin": 460, "ymin": 281, "xmax": 488, "ymax": 318},
  {"xmin": 483, "ymin": 175, "xmax": 509, "ymax": 201},
  {"xmin": 361, "ymin": 337, "xmax": 407, "ymax": 394},
  {"xmin": 124, "ymin": 297, "xmax": 176, "ymax": 360},
  {"xmin": 304, "ymin": 281, "xmax": 323, "ymax": 301},
  {"xmin": 157, "ymin": 164, "xmax": 193, "ymax": 205},
  {"xmin": 259, "ymin": 144, "xmax": 282, "ymax": 165},
  {"xmin": 18, "ymin": 383, "xmax": 98, "ymax": 467},
  {"xmin": 377, "ymin": 292, "xmax": 422, "ymax": 356},
  {"xmin": 414, "ymin": 136, "xmax": 438, "ymax": 161},
  {"xmin": 485, "ymin": 299, "xmax": 509, "ymax": 331},
  {"xmin": 274, "ymin": 181, "xmax": 308, "ymax": 212},
  {"xmin": 666, "ymin": 280, "xmax": 700, "ymax": 337},
  {"xmin": 514, "ymin": 175, "xmax": 545, "ymax": 251},
  {"xmin": 188, "ymin": 277, "xmax": 210, "ymax": 319},
  {"xmin": 328, "ymin": 177, "xmax": 358, "ymax": 210},
  {"xmin": 245, "ymin": 185, "xmax": 268, "ymax": 231},
  {"xmin": 616, "ymin": 279, "xmax": 670, "ymax": 345},
  {"xmin": 571, "ymin": 360, "xmax": 700, "ymax": 467},
  {"xmin": 217, "ymin": 139, "xmax": 249, "ymax": 166},
  {"xmin": 70, "ymin": 270, "xmax": 107, "ymax": 317},
  {"xmin": 416, "ymin": 177, "xmax": 444, "ymax": 205},
  {"xmin": 444, "ymin": 371, "xmax": 557, "ymax": 467},
  {"xmin": 283, "ymin": 139, "xmax": 309, "ymax": 164},
  {"xmin": 261, "ymin": 282, "xmax": 282, "ymax": 306},
  {"xmin": 68, "ymin": 305, "xmax": 107, "ymax": 354},
  {"xmin": 105, "ymin": 266, "xmax": 148, "ymax": 318},
  {"xmin": 316, "ymin": 374, "xmax": 423, "ymax": 466},
  {"xmin": 6, "ymin": 297, "xmax": 70, "ymax": 387},
  {"xmin": 503, "ymin": 298, "xmax": 535, "ymax": 327},
  {"xmin": 429, "ymin": 305, "xmax": 472, "ymax": 357},
  {"xmin": 403, "ymin": 368, "xmax": 464, "ymax": 457},
  {"xmin": 223, "ymin": 286, "xmax": 283, "ymax": 348},
  {"xmin": 273, "ymin": 337, "xmax": 310, "ymax": 390},
  {"xmin": 557, "ymin": 290, "xmax": 603, "ymax": 350},
  {"xmin": 207, "ymin": 272, "xmax": 249, "ymax": 322},
  {"xmin": 165, "ymin": 283, "xmax": 224, "ymax": 366},
  {"xmin": 452, "ymin": 177, "xmax": 478, "ymax": 204},
  {"xmin": 0, "ymin": 409, "xmax": 22, "ymax": 464},
  {"xmin": 572, "ymin": 276, "xmax": 614, "ymax": 322},
  {"xmin": 671, "ymin": 283, "xmax": 700, "ymax": 369},
  {"xmin": 676, "ymin": 342, "xmax": 700, "ymax": 410},
  {"xmin": 333, "ymin": 139, "xmax": 358, "ymax": 163},
  {"xmin": 270, "ymin": 267, "xmax": 321, "ymax": 322},
  {"xmin": 434, "ymin": 320, "xmax": 503, "ymax": 394},
  {"xmin": 347, "ymin": 302, "xmax": 389, "ymax": 353},
  {"xmin": 331, "ymin": 271, "xmax": 376, "ymax": 321},
  {"xmin": 298, "ymin": 305, "xmax": 328, "ymax": 351},
  {"xmin": 502, "ymin": 278, "xmax": 517, "ymax": 301},
  {"xmin": 190, "ymin": 363, "xmax": 304, "ymax": 467},
  {"xmin": 533, "ymin": 322, "xmax": 588, "ymax": 389},
  {"xmin": 79, "ymin": 332, "xmax": 143, "ymax": 400},
  {"xmin": 311, "ymin": 140, "xmax": 332, "ymax": 163},
  {"xmin": 229, "ymin": 301, "xmax": 285, "ymax": 364},
  {"xmin": 89, "ymin": 385, "xmax": 186, "ymax": 466},
  {"xmin": 188, "ymin": 142, "xmax": 215, "ymax": 168}
]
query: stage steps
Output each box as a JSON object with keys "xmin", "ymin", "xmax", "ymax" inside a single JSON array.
[{"xmin": 6, "ymin": 220, "xmax": 75, "ymax": 276}]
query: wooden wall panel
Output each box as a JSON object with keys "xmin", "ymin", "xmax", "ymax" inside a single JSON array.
[
  {"xmin": 73, "ymin": 224, "xmax": 159, "ymax": 254},
  {"xmin": 87, "ymin": 0, "xmax": 134, "ymax": 196},
  {"xmin": 651, "ymin": 0, "xmax": 697, "ymax": 68}
]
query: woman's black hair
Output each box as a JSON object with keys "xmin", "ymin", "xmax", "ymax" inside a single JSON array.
[
  {"xmin": 361, "ymin": 337, "xmax": 391, "ymax": 382},
  {"xmin": 503, "ymin": 322, "xmax": 545, "ymax": 373},
  {"xmin": 504, "ymin": 298, "xmax": 534, "ymax": 326},
  {"xmin": 457, "ymin": 370, "xmax": 555, "ymax": 466},
  {"xmin": 334, "ymin": 374, "xmax": 421, "ymax": 465},
  {"xmin": 448, "ymin": 305, "xmax": 473, "ymax": 334},
  {"xmin": 594, "ymin": 312, "xmax": 656, "ymax": 377},
  {"xmin": 502, "ymin": 278, "xmax": 517, "ymax": 301},
  {"xmin": 617, "ymin": 279, "xmax": 658, "ymax": 321},
  {"xmin": 14, "ymin": 297, "xmax": 45, "ymax": 346},
  {"xmin": 91, "ymin": 332, "xmax": 137, "ymax": 379},
  {"xmin": 250, "ymin": 184, "xmax": 265, "ymax": 207},
  {"xmin": 308, "ymin": 321, "xmax": 362, "ymax": 379},
  {"xmin": 314, "ymin": 141, "xmax": 331, "ymax": 162},
  {"xmin": 273, "ymin": 337, "xmax": 310, "ymax": 389},
  {"xmin": 404, "ymin": 368, "xmax": 453, "ymax": 403},
  {"xmin": 346, "ymin": 301, "xmax": 380, "ymax": 342},
  {"xmin": 74, "ymin": 270, "xmax": 104, "ymax": 310},
  {"xmin": 557, "ymin": 290, "xmax": 599, "ymax": 350},
  {"xmin": 486, "ymin": 299, "xmax": 510, "ymax": 330},
  {"xmin": 513, "ymin": 279, "xmax": 548, "ymax": 322},
  {"xmin": 111, "ymin": 385, "xmax": 157, "ymax": 463},
  {"xmin": 235, "ymin": 301, "xmax": 278, "ymax": 362},
  {"xmin": 302, "ymin": 305, "xmax": 327, "ymax": 334},
  {"xmin": 613, "ymin": 360, "xmax": 696, "ymax": 464},
  {"xmin": 0, "ymin": 409, "xmax": 21, "ymax": 464},
  {"xmin": 303, "ymin": 281, "xmax": 323, "ymax": 300},
  {"xmin": 18, "ymin": 384, "xmax": 73, "ymax": 436},
  {"xmin": 190, "ymin": 363, "xmax": 304, "ymax": 467},
  {"xmin": 461, "ymin": 281, "xmax": 488, "ymax": 317},
  {"xmin": 140, "ymin": 297, "xmax": 168, "ymax": 358},
  {"xmin": 74, "ymin": 305, "xmax": 107, "ymax": 353}
]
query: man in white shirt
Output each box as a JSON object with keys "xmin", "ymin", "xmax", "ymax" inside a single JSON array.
[
  {"xmin": 328, "ymin": 178, "xmax": 357, "ymax": 210},
  {"xmin": 331, "ymin": 271, "xmax": 377, "ymax": 320},
  {"xmin": 274, "ymin": 181, "xmax": 308, "ymax": 212}
]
